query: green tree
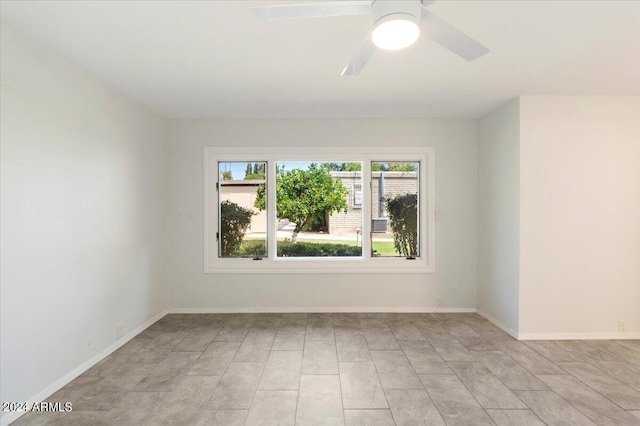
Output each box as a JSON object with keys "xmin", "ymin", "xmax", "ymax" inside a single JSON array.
[
  {"xmin": 221, "ymin": 170, "xmax": 233, "ymax": 180},
  {"xmin": 385, "ymin": 193, "xmax": 418, "ymax": 256},
  {"xmin": 372, "ymin": 162, "xmax": 417, "ymax": 172},
  {"xmin": 321, "ymin": 162, "xmax": 416, "ymax": 172},
  {"xmin": 345, "ymin": 163, "xmax": 362, "ymax": 171},
  {"xmin": 388, "ymin": 162, "xmax": 417, "ymax": 172},
  {"xmin": 322, "ymin": 162, "xmax": 362, "ymax": 172},
  {"xmin": 244, "ymin": 163, "xmax": 266, "ymax": 180},
  {"xmin": 220, "ymin": 200, "xmax": 255, "ymax": 256},
  {"xmin": 255, "ymin": 163, "xmax": 348, "ymax": 243},
  {"xmin": 322, "ymin": 163, "xmax": 347, "ymax": 171}
]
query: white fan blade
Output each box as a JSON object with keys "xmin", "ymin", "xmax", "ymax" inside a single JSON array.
[
  {"xmin": 341, "ymin": 28, "xmax": 376, "ymax": 76},
  {"xmin": 421, "ymin": 9, "xmax": 489, "ymax": 61},
  {"xmin": 252, "ymin": 1, "xmax": 371, "ymax": 21}
]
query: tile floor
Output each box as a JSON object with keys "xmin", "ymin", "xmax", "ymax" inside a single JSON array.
[{"xmin": 12, "ymin": 313, "xmax": 640, "ymax": 425}]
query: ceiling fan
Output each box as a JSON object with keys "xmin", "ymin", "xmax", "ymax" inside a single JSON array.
[{"xmin": 251, "ymin": 0, "xmax": 489, "ymax": 76}]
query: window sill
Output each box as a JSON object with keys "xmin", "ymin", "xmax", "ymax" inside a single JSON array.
[
  {"xmin": 204, "ymin": 258, "xmax": 434, "ymax": 274},
  {"xmin": 204, "ymin": 267, "xmax": 434, "ymax": 274}
]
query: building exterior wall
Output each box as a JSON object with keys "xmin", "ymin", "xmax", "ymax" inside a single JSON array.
[
  {"xmin": 329, "ymin": 171, "xmax": 418, "ymax": 234},
  {"xmin": 327, "ymin": 172, "xmax": 364, "ymax": 235},
  {"xmin": 220, "ymin": 181, "xmax": 267, "ymax": 233}
]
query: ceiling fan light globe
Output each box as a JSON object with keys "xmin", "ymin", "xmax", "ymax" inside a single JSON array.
[{"xmin": 372, "ymin": 14, "xmax": 420, "ymax": 50}]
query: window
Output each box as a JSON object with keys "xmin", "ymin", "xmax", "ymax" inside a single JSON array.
[
  {"xmin": 274, "ymin": 162, "xmax": 363, "ymax": 257},
  {"xmin": 352, "ymin": 183, "xmax": 363, "ymax": 208},
  {"xmin": 218, "ymin": 161, "xmax": 267, "ymax": 258},
  {"xmin": 204, "ymin": 147, "xmax": 434, "ymax": 273},
  {"xmin": 371, "ymin": 162, "xmax": 420, "ymax": 258}
]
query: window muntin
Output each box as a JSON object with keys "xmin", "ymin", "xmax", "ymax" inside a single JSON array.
[
  {"xmin": 204, "ymin": 148, "xmax": 434, "ymax": 273},
  {"xmin": 371, "ymin": 162, "xmax": 420, "ymax": 258},
  {"xmin": 274, "ymin": 162, "xmax": 363, "ymax": 258},
  {"xmin": 218, "ymin": 161, "xmax": 267, "ymax": 258}
]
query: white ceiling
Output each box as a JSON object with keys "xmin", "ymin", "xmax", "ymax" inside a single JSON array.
[{"xmin": 1, "ymin": 0, "xmax": 639, "ymax": 119}]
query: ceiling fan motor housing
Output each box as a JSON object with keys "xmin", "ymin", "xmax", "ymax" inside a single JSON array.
[{"xmin": 371, "ymin": 0, "xmax": 421, "ymax": 24}]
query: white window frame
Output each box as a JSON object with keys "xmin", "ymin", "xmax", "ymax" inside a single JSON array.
[{"xmin": 204, "ymin": 147, "xmax": 435, "ymax": 274}]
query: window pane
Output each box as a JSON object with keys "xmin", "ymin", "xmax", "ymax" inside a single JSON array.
[
  {"xmin": 275, "ymin": 162, "xmax": 363, "ymax": 257},
  {"xmin": 371, "ymin": 162, "xmax": 419, "ymax": 257},
  {"xmin": 218, "ymin": 162, "xmax": 267, "ymax": 258}
]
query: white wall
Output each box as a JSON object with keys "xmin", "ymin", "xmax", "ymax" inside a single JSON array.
[
  {"xmin": 519, "ymin": 96, "xmax": 640, "ymax": 337},
  {"xmin": 477, "ymin": 98, "xmax": 520, "ymax": 336},
  {"xmin": 168, "ymin": 119, "xmax": 477, "ymax": 311},
  {"xmin": 0, "ymin": 26, "xmax": 168, "ymax": 421}
]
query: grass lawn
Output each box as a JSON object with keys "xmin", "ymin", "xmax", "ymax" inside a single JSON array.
[
  {"xmin": 241, "ymin": 238, "xmax": 400, "ymax": 256},
  {"xmin": 371, "ymin": 241, "xmax": 399, "ymax": 256}
]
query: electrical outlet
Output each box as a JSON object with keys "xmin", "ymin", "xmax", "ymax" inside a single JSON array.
[
  {"xmin": 436, "ymin": 298, "xmax": 444, "ymax": 308},
  {"xmin": 116, "ymin": 324, "xmax": 125, "ymax": 340},
  {"xmin": 618, "ymin": 320, "xmax": 627, "ymax": 333}
]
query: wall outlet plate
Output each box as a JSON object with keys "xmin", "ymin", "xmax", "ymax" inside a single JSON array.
[
  {"xmin": 116, "ymin": 324, "xmax": 125, "ymax": 339},
  {"xmin": 618, "ymin": 320, "xmax": 626, "ymax": 333}
]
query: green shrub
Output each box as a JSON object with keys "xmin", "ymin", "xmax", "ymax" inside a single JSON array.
[
  {"xmin": 220, "ymin": 200, "xmax": 255, "ymax": 256},
  {"xmin": 239, "ymin": 241, "xmax": 361, "ymax": 257},
  {"xmin": 385, "ymin": 193, "xmax": 418, "ymax": 256}
]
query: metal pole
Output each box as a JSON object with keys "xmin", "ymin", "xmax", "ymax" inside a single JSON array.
[{"xmin": 379, "ymin": 171, "xmax": 386, "ymax": 218}]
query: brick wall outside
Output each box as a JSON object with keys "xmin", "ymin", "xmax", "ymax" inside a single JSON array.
[{"xmin": 328, "ymin": 171, "xmax": 418, "ymax": 234}]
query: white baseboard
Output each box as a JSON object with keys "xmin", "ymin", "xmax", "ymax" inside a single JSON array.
[
  {"xmin": 169, "ymin": 307, "xmax": 477, "ymax": 314},
  {"xmin": 517, "ymin": 332, "xmax": 640, "ymax": 340},
  {"xmin": 476, "ymin": 310, "xmax": 519, "ymax": 339},
  {"xmin": 1, "ymin": 309, "xmax": 168, "ymax": 426},
  {"xmin": 475, "ymin": 310, "xmax": 640, "ymax": 340}
]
